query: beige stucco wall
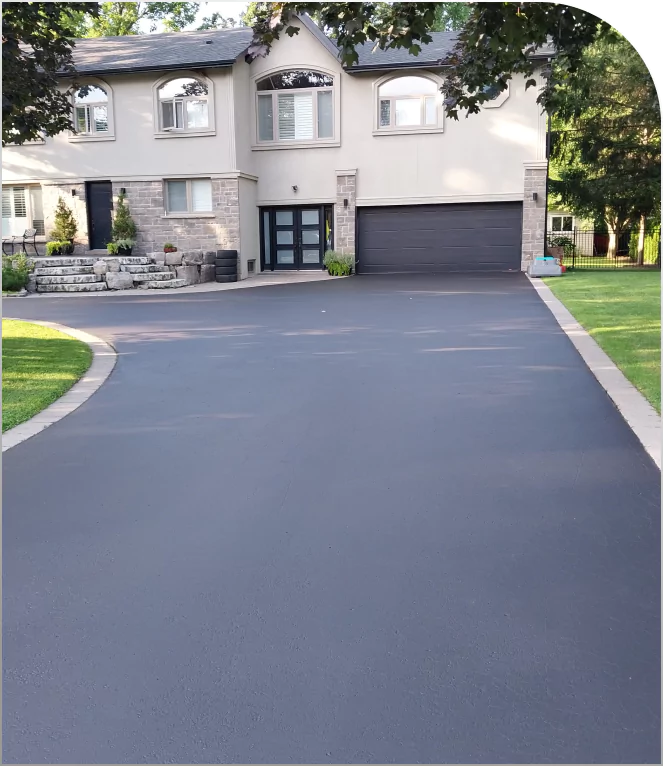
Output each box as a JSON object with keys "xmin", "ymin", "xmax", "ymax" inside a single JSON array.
[
  {"xmin": 2, "ymin": 69, "xmax": 236, "ymax": 183},
  {"xmin": 246, "ymin": 19, "xmax": 547, "ymax": 208}
]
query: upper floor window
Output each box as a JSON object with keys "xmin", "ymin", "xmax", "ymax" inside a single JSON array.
[
  {"xmin": 158, "ymin": 77, "xmax": 209, "ymax": 132},
  {"xmin": 377, "ymin": 76, "xmax": 440, "ymax": 131},
  {"xmin": 256, "ymin": 70, "xmax": 334, "ymax": 144},
  {"xmin": 73, "ymin": 83, "xmax": 113, "ymax": 138}
]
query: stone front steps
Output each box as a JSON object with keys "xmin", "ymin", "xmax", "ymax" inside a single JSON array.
[
  {"xmin": 31, "ymin": 255, "xmax": 188, "ymax": 293},
  {"xmin": 138, "ymin": 279, "xmax": 188, "ymax": 289},
  {"xmin": 37, "ymin": 282, "xmax": 108, "ymax": 293}
]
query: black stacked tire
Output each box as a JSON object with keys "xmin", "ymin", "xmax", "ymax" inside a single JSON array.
[{"xmin": 216, "ymin": 250, "xmax": 238, "ymax": 283}]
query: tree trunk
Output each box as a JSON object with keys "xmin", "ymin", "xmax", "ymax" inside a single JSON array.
[
  {"xmin": 607, "ymin": 223, "xmax": 621, "ymax": 259},
  {"xmin": 636, "ymin": 215, "xmax": 646, "ymax": 265}
]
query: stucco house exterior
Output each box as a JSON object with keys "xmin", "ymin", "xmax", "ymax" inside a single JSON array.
[{"xmin": 2, "ymin": 15, "xmax": 550, "ymax": 279}]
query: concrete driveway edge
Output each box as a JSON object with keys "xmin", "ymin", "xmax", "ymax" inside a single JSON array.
[
  {"xmin": 527, "ymin": 275, "xmax": 661, "ymax": 469},
  {"xmin": 2, "ymin": 319, "xmax": 117, "ymax": 452}
]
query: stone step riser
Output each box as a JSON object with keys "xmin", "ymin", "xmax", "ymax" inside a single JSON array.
[
  {"xmin": 34, "ymin": 266, "xmax": 95, "ymax": 276},
  {"xmin": 139, "ymin": 279, "xmax": 187, "ymax": 289},
  {"xmin": 131, "ymin": 272, "xmax": 174, "ymax": 282},
  {"xmin": 32, "ymin": 257, "xmax": 95, "ymax": 267},
  {"xmin": 37, "ymin": 282, "xmax": 108, "ymax": 293},
  {"xmin": 120, "ymin": 264, "xmax": 171, "ymax": 274},
  {"xmin": 36, "ymin": 274, "xmax": 103, "ymax": 285}
]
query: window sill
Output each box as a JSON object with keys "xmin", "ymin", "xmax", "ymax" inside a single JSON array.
[
  {"xmin": 373, "ymin": 127, "xmax": 444, "ymax": 137},
  {"xmin": 68, "ymin": 134, "xmax": 116, "ymax": 143},
  {"xmin": 252, "ymin": 139, "xmax": 340, "ymax": 151},
  {"xmin": 154, "ymin": 130, "xmax": 216, "ymax": 140},
  {"xmin": 162, "ymin": 213, "xmax": 216, "ymax": 219}
]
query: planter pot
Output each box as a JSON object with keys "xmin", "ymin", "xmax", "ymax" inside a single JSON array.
[
  {"xmin": 64, "ymin": 243, "xmax": 75, "ymax": 255},
  {"xmin": 164, "ymin": 249, "xmax": 177, "ymax": 254},
  {"xmin": 117, "ymin": 246, "xmax": 133, "ymax": 256}
]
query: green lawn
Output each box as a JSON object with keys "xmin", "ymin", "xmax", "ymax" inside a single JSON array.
[
  {"xmin": 543, "ymin": 271, "xmax": 661, "ymax": 412},
  {"xmin": 2, "ymin": 320, "xmax": 93, "ymax": 432}
]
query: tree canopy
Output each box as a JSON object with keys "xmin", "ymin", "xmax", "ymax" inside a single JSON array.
[
  {"xmin": 549, "ymin": 33, "xmax": 660, "ymax": 250},
  {"xmin": 2, "ymin": 2, "xmax": 98, "ymax": 146},
  {"xmin": 76, "ymin": 2, "xmax": 200, "ymax": 37}
]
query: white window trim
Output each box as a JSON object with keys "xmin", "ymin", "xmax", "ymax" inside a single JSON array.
[
  {"xmin": 163, "ymin": 178, "xmax": 214, "ymax": 217},
  {"xmin": 373, "ymin": 72, "xmax": 444, "ymax": 136},
  {"xmin": 2, "ymin": 185, "xmax": 46, "ymax": 238},
  {"xmin": 251, "ymin": 65, "xmax": 340, "ymax": 150},
  {"xmin": 481, "ymin": 81, "xmax": 510, "ymax": 109},
  {"xmin": 550, "ymin": 214, "xmax": 575, "ymax": 233},
  {"xmin": 69, "ymin": 78, "xmax": 115, "ymax": 142},
  {"xmin": 153, "ymin": 71, "xmax": 215, "ymax": 138}
]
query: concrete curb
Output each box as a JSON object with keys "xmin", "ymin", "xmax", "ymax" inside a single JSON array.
[
  {"xmin": 527, "ymin": 275, "xmax": 661, "ymax": 469},
  {"xmin": 2, "ymin": 320, "xmax": 117, "ymax": 452},
  {"xmin": 21, "ymin": 271, "xmax": 341, "ymax": 299}
]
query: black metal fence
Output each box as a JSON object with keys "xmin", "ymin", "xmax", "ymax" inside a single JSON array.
[{"xmin": 546, "ymin": 227, "xmax": 661, "ymax": 270}]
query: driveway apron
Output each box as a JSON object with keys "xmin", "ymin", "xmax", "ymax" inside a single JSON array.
[{"xmin": 3, "ymin": 274, "xmax": 660, "ymax": 764}]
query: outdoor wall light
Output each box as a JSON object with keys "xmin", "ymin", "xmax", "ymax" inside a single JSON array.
[
  {"xmin": 532, "ymin": 192, "xmax": 538, "ymax": 201},
  {"xmin": 120, "ymin": 187, "xmax": 126, "ymax": 194},
  {"xmin": 292, "ymin": 185, "xmax": 298, "ymax": 192},
  {"xmin": 344, "ymin": 198, "xmax": 349, "ymax": 207},
  {"xmin": 71, "ymin": 189, "xmax": 76, "ymax": 197}
]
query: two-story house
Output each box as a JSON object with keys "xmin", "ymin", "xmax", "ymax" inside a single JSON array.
[{"xmin": 2, "ymin": 15, "xmax": 550, "ymax": 279}]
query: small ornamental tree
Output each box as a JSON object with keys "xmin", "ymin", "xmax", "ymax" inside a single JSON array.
[
  {"xmin": 111, "ymin": 193, "xmax": 137, "ymax": 241},
  {"xmin": 50, "ymin": 197, "xmax": 78, "ymax": 241}
]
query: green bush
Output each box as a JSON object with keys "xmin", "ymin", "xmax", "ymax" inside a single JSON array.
[
  {"xmin": 628, "ymin": 225, "xmax": 661, "ymax": 264},
  {"xmin": 323, "ymin": 250, "xmax": 355, "ymax": 276},
  {"xmin": 46, "ymin": 240, "xmax": 73, "ymax": 256},
  {"xmin": 112, "ymin": 193, "xmax": 137, "ymax": 241},
  {"xmin": 50, "ymin": 197, "xmax": 77, "ymax": 241},
  {"xmin": 2, "ymin": 252, "xmax": 33, "ymax": 292},
  {"xmin": 106, "ymin": 242, "xmax": 119, "ymax": 254}
]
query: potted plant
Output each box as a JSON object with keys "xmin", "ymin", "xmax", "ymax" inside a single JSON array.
[
  {"xmin": 106, "ymin": 242, "xmax": 119, "ymax": 254},
  {"xmin": 46, "ymin": 240, "xmax": 71, "ymax": 256},
  {"xmin": 111, "ymin": 192, "xmax": 137, "ymax": 254},
  {"xmin": 323, "ymin": 250, "xmax": 355, "ymax": 276},
  {"xmin": 163, "ymin": 242, "xmax": 177, "ymax": 253},
  {"xmin": 114, "ymin": 238, "xmax": 135, "ymax": 256},
  {"xmin": 50, "ymin": 197, "xmax": 77, "ymax": 254}
]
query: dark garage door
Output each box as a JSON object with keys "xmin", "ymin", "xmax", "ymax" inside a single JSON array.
[{"xmin": 357, "ymin": 202, "xmax": 523, "ymax": 273}]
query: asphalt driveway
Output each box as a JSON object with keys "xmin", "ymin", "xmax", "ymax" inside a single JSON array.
[{"xmin": 3, "ymin": 274, "xmax": 660, "ymax": 764}]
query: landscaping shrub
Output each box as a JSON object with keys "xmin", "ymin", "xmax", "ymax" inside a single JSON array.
[
  {"xmin": 628, "ymin": 225, "xmax": 661, "ymax": 264},
  {"xmin": 323, "ymin": 250, "xmax": 355, "ymax": 276},
  {"xmin": 111, "ymin": 193, "xmax": 137, "ymax": 243},
  {"xmin": 46, "ymin": 240, "xmax": 73, "ymax": 256},
  {"xmin": 2, "ymin": 252, "xmax": 33, "ymax": 292},
  {"xmin": 50, "ymin": 197, "xmax": 77, "ymax": 242}
]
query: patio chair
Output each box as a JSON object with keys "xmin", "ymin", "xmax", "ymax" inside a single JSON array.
[{"xmin": 5, "ymin": 228, "xmax": 39, "ymax": 256}]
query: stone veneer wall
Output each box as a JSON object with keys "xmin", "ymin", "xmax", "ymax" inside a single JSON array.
[
  {"xmin": 335, "ymin": 170, "xmax": 357, "ymax": 255},
  {"xmin": 521, "ymin": 161, "xmax": 548, "ymax": 270},
  {"xmin": 42, "ymin": 182, "xmax": 89, "ymax": 253},
  {"xmin": 112, "ymin": 178, "xmax": 240, "ymax": 258}
]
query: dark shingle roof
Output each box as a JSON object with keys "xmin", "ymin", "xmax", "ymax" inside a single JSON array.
[
  {"xmin": 348, "ymin": 32, "xmax": 459, "ymax": 71},
  {"xmin": 65, "ymin": 27, "xmax": 254, "ymax": 77}
]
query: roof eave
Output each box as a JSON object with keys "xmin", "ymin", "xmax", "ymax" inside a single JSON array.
[
  {"xmin": 59, "ymin": 59, "xmax": 239, "ymax": 78},
  {"xmin": 346, "ymin": 60, "xmax": 449, "ymax": 74}
]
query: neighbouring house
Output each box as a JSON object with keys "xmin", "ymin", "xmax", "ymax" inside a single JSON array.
[
  {"xmin": 2, "ymin": 15, "xmax": 552, "ymax": 278},
  {"xmin": 547, "ymin": 208, "xmax": 595, "ymax": 256}
]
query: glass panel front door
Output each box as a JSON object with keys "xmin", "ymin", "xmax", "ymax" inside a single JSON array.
[{"xmin": 264, "ymin": 207, "xmax": 325, "ymax": 270}]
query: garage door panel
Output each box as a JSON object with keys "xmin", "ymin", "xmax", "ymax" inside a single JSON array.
[{"xmin": 358, "ymin": 202, "xmax": 522, "ymax": 273}]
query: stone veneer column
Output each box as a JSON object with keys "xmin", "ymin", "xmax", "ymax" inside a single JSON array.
[
  {"xmin": 42, "ymin": 182, "xmax": 88, "ymax": 252},
  {"xmin": 335, "ymin": 169, "xmax": 357, "ymax": 255},
  {"xmin": 521, "ymin": 161, "xmax": 548, "ymax": 270}
]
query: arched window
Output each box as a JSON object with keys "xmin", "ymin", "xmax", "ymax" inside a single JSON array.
[
  {"xmin": 256, "ymin": 70, "xmax": 335, "ymax": 143},
  {"xmin": 74, "ymin": 83, "xmax": 110, "ymax": 135},
  {"xmin": 377, "ymin": 76, "xmax": 439, "ymax": 130},
  {"xmin": 157, "ymin": 77, "xmax": 209, "ymax": 132}
]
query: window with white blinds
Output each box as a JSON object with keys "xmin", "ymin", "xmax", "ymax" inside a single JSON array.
[
  {"xmin": 256, "ymin": 70, "xmax": 334, "ymax": 144},
  {"xmin": 2, "ymin": 185, "xmax": 44, "ymax": 236},
  {"xmin": 164, "ymin": 179, "xmax": 213, "ymax": 215}
]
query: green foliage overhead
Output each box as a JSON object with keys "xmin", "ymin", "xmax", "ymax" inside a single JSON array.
[
  {"xmin": 549, "ymin": 34, "xmax": 660, "ymax": 237},
  {"xmin": 82, "ymin": 2, "xmax": 200, "ymax": 36},
  {"xmin": 2, "ymin": 1, "xmax": 99, "ymax": 146}
]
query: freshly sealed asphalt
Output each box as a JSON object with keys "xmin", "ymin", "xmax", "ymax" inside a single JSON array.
[{"xmin": 3, "ymin": 274, "xmax": 660, "ymax": 764}]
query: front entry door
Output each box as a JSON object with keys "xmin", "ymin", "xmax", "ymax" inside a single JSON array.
[
  {"xmin": 273, "ymin": 208, "xmax": 324, "ymax": 270},
  {"xmin": 86, "ymin": 181, "xmax": 113, "ymax": 250}
]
